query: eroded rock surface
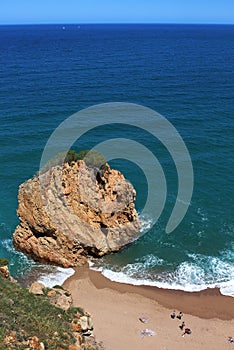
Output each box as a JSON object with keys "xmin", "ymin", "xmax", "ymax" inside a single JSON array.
[
  {"xmin": 13, "ymin": 161, "xmax": 140, "ymax": 267},
  {"xmin": 29, "ymin": 282, "xmax": 45, "ymax": 295},
  {"xmin": 0, "ymin": 265, "xmax": 17, "ymax": 283}
]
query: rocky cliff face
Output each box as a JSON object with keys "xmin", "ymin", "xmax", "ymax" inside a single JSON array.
[{"xmin": 13, "ymin": 160, "xmax": 140, "ymax": 267}]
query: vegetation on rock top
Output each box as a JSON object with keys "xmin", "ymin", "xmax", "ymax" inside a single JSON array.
[{"xmin": 41, "ymin": 149, "xmax": 106, "ymax": 174}]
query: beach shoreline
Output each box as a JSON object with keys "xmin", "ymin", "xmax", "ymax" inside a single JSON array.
[{"xmin": 63, "ymin": 265, "xmax": 234, "ymax": 350}]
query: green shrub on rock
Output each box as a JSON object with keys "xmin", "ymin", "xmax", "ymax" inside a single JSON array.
[
  {"xmin": 77, "ymin": 150, "xmax": 106, "ymax": 169},
  {"xmin": 41, "ymin": 149, "xmax": 79, "ymax": 173},
  {"xmin": 0, "ymin": 258, "xmax": 9, "ymax": 267},
  {"xmin": 40, "ymin": 149, "xmax": 106, "ymax": 174}
]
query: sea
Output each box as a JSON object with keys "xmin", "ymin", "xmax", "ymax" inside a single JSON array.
[{"xmin": 0, "ymin": 24, "xmax": 233, "ymax": 295}]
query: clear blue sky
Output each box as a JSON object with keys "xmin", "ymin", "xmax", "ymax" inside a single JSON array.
[{"xmin": 1, "ymin": 0, "xmax": 233, "ymax": 25}]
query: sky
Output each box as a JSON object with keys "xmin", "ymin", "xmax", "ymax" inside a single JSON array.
[{"xmin": 0, "ymin": 0, "xmax": 233, "ymax": 25}]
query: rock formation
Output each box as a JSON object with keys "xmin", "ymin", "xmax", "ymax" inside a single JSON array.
[
  {"xmin": 0, "ymin": 264, "xmax": 17, "ymax": 283},
  {"xmin": 13, "ymin": 160, "xmax": 140, "ymax": 267},
  {"xmin": 29, "ymin": 282, "xmax": 73, "ymax": 311},
  {"xmin": 34, "ymin": 281, "xmax": 96, "ymax": 346},
  {"xmin": 3, "ymin": 276, "xmax": 98, "ymax": 349}
]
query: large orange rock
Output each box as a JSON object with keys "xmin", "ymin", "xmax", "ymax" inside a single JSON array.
[
  {"xmin": 13, "ymin": 161, "xmax": 140, "ymax": 267},
  {"xmin": 0, "ymin": 266, "xmax": 10, "ymax": 279},
  {"xmin": 29, "ymin": 282, "xmax": 45, "ymax": 295}
]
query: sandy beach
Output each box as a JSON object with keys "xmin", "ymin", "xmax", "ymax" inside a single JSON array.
[{"xmin": 63, "ymin": 265, "xmax": 234, "ymax": 350}]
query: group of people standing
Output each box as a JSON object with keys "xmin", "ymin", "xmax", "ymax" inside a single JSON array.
[{"xmin": 170, "ymin": 310, "xmax": 192, "ymax": 337}]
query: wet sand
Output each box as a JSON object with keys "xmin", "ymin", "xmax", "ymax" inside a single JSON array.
[{"xmin": 63, "ymin": 265, "xmax": 234, "ymax": 350}]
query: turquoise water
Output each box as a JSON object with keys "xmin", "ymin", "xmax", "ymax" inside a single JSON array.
[{"xmin": 0, "ymin": 24, "xmax": 233, "ymax": 294}]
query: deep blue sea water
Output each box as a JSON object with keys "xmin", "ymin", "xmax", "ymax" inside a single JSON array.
[{"xmin": 0, "ymin": 24, "xmax": 233, "ymax": 294}]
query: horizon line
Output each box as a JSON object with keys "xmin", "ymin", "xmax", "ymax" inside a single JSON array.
[{"xmin": 0, "ymin": 21, "xmax": 234, "ymax": 26}]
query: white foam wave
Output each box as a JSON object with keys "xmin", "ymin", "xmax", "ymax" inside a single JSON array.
[
  {"xmin": 90, "ymin": 252, "xmax": 234, "ymax": 297},
  {"xmin": 139, "ymin": 213, "xmax": 154, "ymax": 234},
  {"xmin": 37, "ymin": 266, "xmax": 75, "ymax": 288},
  {"xmin": 1, "ymin": 239, "xmax": 36, "ymax": 267},
  {"xmin": 1, "ymin": 239, "xmax": 27, "ymax": 258},
  {"xmin": 1, "ymin": 239, "xmax": 75, "ymax": 288},
  {"xmin": 197, "ymin": 207, "xmax": 209, "ymax": 222},
  {"xmin": 219, "ymin": 247, "xmax": 234, "ymax": 262},
  {"xmin": 93, "ymin": 267, "xmax": 211, "ymax": 291},
  {"xmin": 220, "ymin": 281, "xmax": 234, "ymax": 297},
  {"xmin": 93, "ymin": 264, "xmax": 214, "ymax": 292}
]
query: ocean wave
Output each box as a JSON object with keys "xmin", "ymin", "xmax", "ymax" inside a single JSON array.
[
  {"xmin": 37, "ymin": 266, "xmax": 75, "ymax": 288},
  {"xmin": 90, "ymin": 252, "xmax": 234, "ymax": 297},
  {"xmin": 1, "ymin": 238, "xmax": 75, "ymax": 287},
  {"xmin": 197, "ymin": 207, "xmax": 209, "ymax": 222},
  {"xmin": 138, "ymin": 213, "xmax": 154, "ymax": 234},
  {"xmin": 1, "ymin": 238, "xmax": 36, "ymax": 269}
]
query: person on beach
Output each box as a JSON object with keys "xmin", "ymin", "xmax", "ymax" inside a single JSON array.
[
  {"xmin": 182, "ymin": 328, "xmax": 192, "ymax": 337},
  {"xmin": 179, "ymin": 321, "xmax": 185, "ymax": 330},
  {"xmin": 139, "ymin": 317, "xmax": 148, "ymax": 324},
  {"xmin": 227, "ymin": 336, "xmax": 234, "ymax": 344},
  {"xmin": 170, "ymin": 311, "xmax": 176, "ymax": 319},
  {"xmin": 177, "ymin": 311, "xmax": 183, "ymax": 319}
]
